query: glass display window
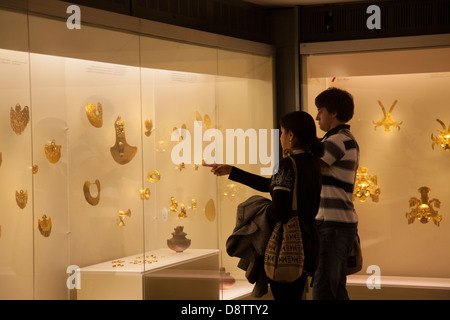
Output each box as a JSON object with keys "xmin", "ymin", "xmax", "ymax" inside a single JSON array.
[
  {"xmin": 302, "ymin": 47, "xmax": 450, "ymax": 280},
  {"xmin": 0, "ymin": 4, "xmax": 274, "ymax": 300}
]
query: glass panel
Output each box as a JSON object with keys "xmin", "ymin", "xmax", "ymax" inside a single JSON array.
[
  {"xmin": 217, "ymin": 49, "xmax": 275, "ymax": 299},
  {"xmin": 302, "ymin": 47, "xmax": 450, "ymax": 284},
  {"xmin": 0, "ymin": 8, "xmax": 33, "ymax": 300}
]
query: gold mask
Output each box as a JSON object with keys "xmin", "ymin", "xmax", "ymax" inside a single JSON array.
[
  {"xmin": 38, "ymin": 215, "xmax": 52, "ymax": 237},
  {"xmin": 15, "ymin": 190, "xmax": 28, "ymax": 209},
  {"xmin": 45, "ymin": 140, "xmax": 62, "ymax": 164},
  {"xmin": 10, "ymin": 104, "xmax": 30, "ymax": 135},
  {"xmin": 110, "ymin": 116, "xmax": 137, "ymax": 165},
  {"xmin": 83, "ymin": 180, "xmax": 100, "ymax": 206},
  {"xmin": 85, "ymin": 102, "xmax": 103, "ymax": 128}
]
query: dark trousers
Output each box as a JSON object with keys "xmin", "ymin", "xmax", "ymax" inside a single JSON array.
[
  {"xmin": 269, "ymin": 273, "xmax": 308, "ymax": 300},
  {"xmin": 312, "ymin": 221, "xmax": 357, "ymax": 300}
]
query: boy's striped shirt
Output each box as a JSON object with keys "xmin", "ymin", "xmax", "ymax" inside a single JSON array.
[{"xmin": 316, "ymin": 126, "xmax": 359, "ymax": 223}]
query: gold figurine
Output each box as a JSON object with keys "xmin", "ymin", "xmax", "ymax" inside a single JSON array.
[
  {"xmin": 15, "ymin": 190, "xmax": 28, "ymax": 209},
  {"xmin": 10, "ymin": 103, "xmax": 30, "ymax": 135},
  {"xmin": 178, "ymin": 204, "xmax": 187, "ymax": 219},
  {"xmin": 38, "ymin": 215, "xmax": 52, "ymax": 237},
  {"xmin": 147, "ymin": 170, "xmax": 160, "ymax": 183},
  {"xmin": 83, "ymin": 180, "xmax": 101, "ymax": 206},
  {"xmin": 373, "ymin": 100, "xmax": 403, "ymax": 132},
  {"xmin": 406, "ymin": 186, "xmax": 442, "ymax": 226},
  {"xmin": 110, "ymin": 116, "xmax": 137, "ymax": 165},
  {"xmin": 169, "ymin": 196, "xmax": 178, "ymax": 212},
  {"xmin": 118, "ymin": 209, "xmax": 131, "ymax": 226},
  {"xmin": 85, "ymin": 102, "xmax": 103, "ymax": 128},
  {"xmin": 144, "ymin": 119, "xmax": 154, "ymax": 137},
  {"xmin": 353, "ymin": 167, "xmax": 381, "ymax": 202},
  {"xmin": 431, "ymin": 119, "xmax": 450, "ymax": 151},
  {"xmin": 45, "ymin": 140, "xmax": 62, "ymax": 164},
  {"xmin": 191, "ymin": 199, "xmax": 197, "ymax": 210}
]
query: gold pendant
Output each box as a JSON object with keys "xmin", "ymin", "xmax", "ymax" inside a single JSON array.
[
  {"xmin": 118, "ymin": 209, "xmax": 131, "ymax": 226},
  {"xmin": 144, "ymin": 119, "xmax": 154, "ymax": 137},
  {"xmin": 85, "ymin": 102, "xmax": 103, "ymax": 128},
  {"xmin": 83, "ymin": 180, "xmax": 100, "ymax": 206},
  {"xmin": 10, "ymin": 104, "xmax": 30, "ymax": 135},
  {"xmin": 15, "ymin": 190, "xmax": 28, "ymax": 209},
  {"xmin": 38, "ymin": 215, "xmax": 52, "ymax": 237},
  {"xmin": 45, "ymin": 140, "xmax": 62, "ymax": 164},
  {"xmin": 110, "ymin": 117, "xmax": 137, "ymax": 165}
]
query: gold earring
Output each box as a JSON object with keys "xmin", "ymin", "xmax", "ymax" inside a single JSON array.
[
  {"xmin": 118, "ymin": 209, "xmax": 131, "ymax": 226},
  {"xmin": 15, "ymin": 190, "xmax": 28, "ymax": 209},
  {"xmin": 38, "ymin": 215, "xmax": 52, "ymax": 237},
  {"xmin": 110, "ymin": 116, "xmax": 137, "ymax": 165},
  {"xmin": 139, "ymin": 188, "xmax": 150, "ymax": 200},
  {"xmin": 10, "ymin": 104, "xmax": 30, "ymax": 135},
  {"xmin": 147, "ymin": 170, "xmax": 160, "ymax": 183},
  {"xmin": 83, "ymin": 180, "xmax": 100, "ymax": 206},
  {"xmin": 85, "ymin": 102, "xmax": 103, "ymax": 128},
  {"xmin": 45, "ymin": 140, "xmax": 62, "ymax": 164}
]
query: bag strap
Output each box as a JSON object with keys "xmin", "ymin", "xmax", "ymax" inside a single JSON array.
[{"xmin": 288, "ymin": 156, "xmax": 298, "ymax": 211}]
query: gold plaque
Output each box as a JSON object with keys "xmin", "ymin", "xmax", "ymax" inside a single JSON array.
[
  {"xmin": 15, "ymin": 190, "xmax": 28, "ymax": 209},
  {"xmin": 110, "ymin": 117, "xmax": 137, "ymax": 165},
  {"xmin": 205, "ymin": 198, "xmax": 216, "ymax": 222},
  {"xmin": 38, "ymin": 215, "xmax": 52, "ymax": 237},
  {"xmin": 45, "ymin": 140, "xmax": 62, "ymax": 164},
  {"xmin": 10, "ymin": 104, "xmax": 29, "ymax": 135}
]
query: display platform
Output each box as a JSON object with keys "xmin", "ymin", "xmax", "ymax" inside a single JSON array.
[{"xmin": 77, "ymin": 248, "xmax": 220, "ymax": 300}]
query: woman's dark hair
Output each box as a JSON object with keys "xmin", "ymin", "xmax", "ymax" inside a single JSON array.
[
  {"xmin": 315, "ymin": 87, "xmax": 354, "ymax": 123},
  {"xmin": 280, "ymin": 111, "xmax": 324, "ymax": 158}
]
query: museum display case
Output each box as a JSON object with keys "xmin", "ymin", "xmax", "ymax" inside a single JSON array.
[
  {"xmin": 301, "ymin": 47, "xmax": 450, "ymax": 298},
  {"xmin": 0, "ymin": 2, "xmax": 274, "ymax": 299}
]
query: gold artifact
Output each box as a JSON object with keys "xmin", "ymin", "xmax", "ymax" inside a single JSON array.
[
  {"xmin": 191, "ymin": 199, "xmax": 197, "ymax": 210},
  {"xmin": 38, "ymin": 215, "xmax": 52, "ymax": 237},
  {"xmin": 353, "ymin": 167, "xmax": 381, "ymax": 202},
  {"xmin": 373, "ymin": 100, "xmax": 403, "ymax": 132},
  {"xmin": 15, "ymin": 190, "xmax": 28, "ymax": 209},
  {"xmin": 140, "ymin": 188, "xmax": 150, "ymax": 200},
  {"xmin": 144, "ymin": 119, "xmax": 154, "ymax": 137},
  {"xmin": 32, "ymin": 165, "xmax": 39, "ymax": 174},
  {"xmin": 173, "ymin": 124, "xmax": 187, "ymax": 142},
  {"xmin": 178, "ymin": 162, "xmax": 186, "ymax": 171},
  {"xmin": 45, "ymin": 140, "xmax": 62, "ymax": 164},
  {"xmin": 147, "ymin": 170, "xmax": 160, "ymax": 183},
  {"xmin": 196, "ymin": 111, "xmax": 212, "ymax": 129},
  {"xmin": 169, "ymin": 196, "xmax": 178, "ymax": 212},
  {"xmin": 10, "ymin": 103, "xmax": 30, "ymax": 135},
  {"xmin": 406, "ymin": 186, "xmax": 442, "ymax": 226},
  {"xmin": 83, "ymin": 180, "xmax": 100, "ymax": 206},
  {"xmin": 118, "ymin": 209, "xmax": 131, "ymax": 226},
  {"xmin": 110, "ymin": 116, "xmax": 137, "ymax": 165},
  {"xmin": 178, "ymin": 204, "xmax": 187, "ymax": 219},
  {"xmin": 85, "ymin": 102, "xmax": 103, "ymax": 128},
  {"xmin": 205, "ymin": 198, "xmax": 216, "ymax": 222},
  {"xmin": 431, "ymin": 119, "xmax": 450, "ymax": 151}
]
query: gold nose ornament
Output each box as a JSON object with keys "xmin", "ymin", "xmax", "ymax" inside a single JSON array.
[
  {"xmin": 83, "ymin": 180, "xmax": 101, "ymax": 206},
  {"xmin": 110, "ymin": 116, "xmax": 137, "ymax": 165},
  {"xmin": 10, "ymin": 103, "xmax": 30, "ymax": 135},
  {"xmin": 45, "ymin": 140, "xmax": 62, "ymax": 164},
  {"xmin": 85, "ymin": 102, "xmax": 103, "ymax": 128}
]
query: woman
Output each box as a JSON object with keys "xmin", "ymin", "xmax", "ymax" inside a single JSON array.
[{"xmin": 206, "ymin": 111, "xmax": 324, "ymax": 300}]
